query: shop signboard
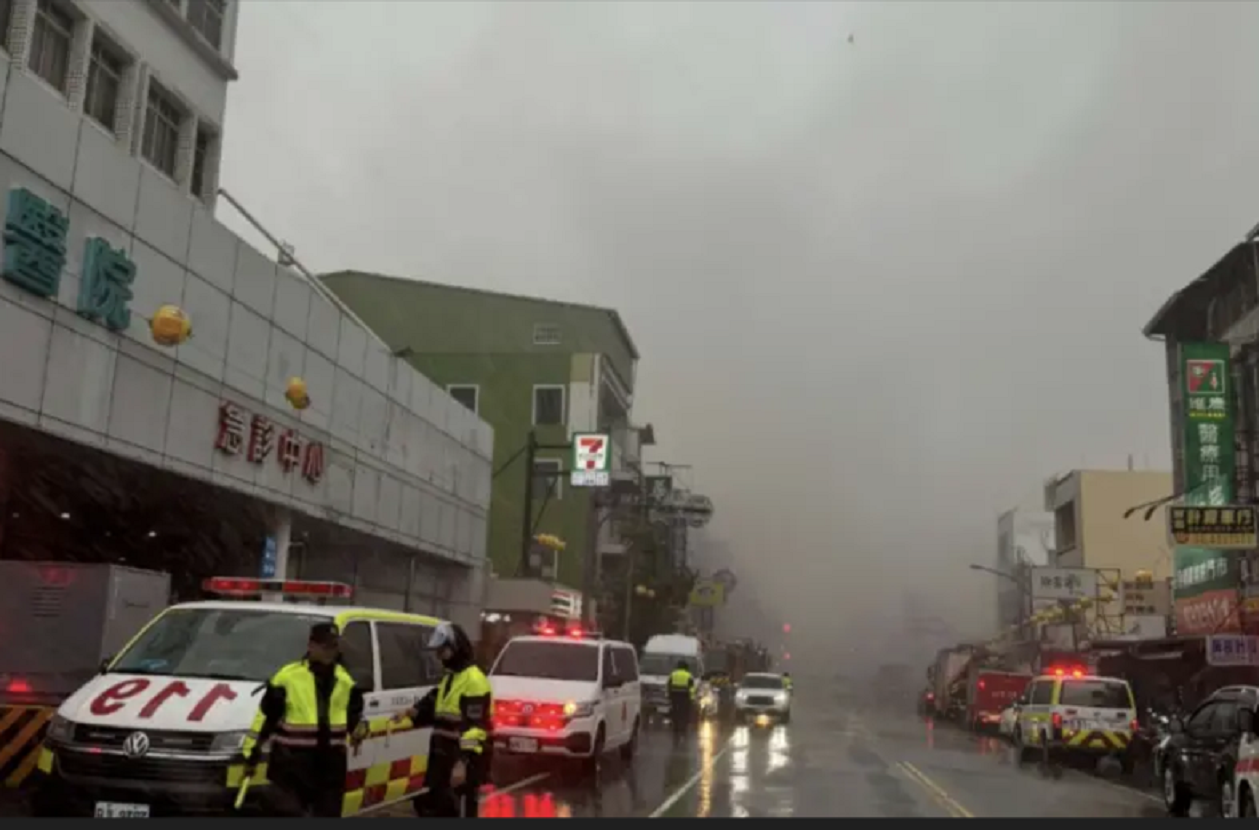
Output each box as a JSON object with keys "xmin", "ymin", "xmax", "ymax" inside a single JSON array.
[
  {"xmin": 688, "ymin": 579, "xmax": 725, "ymax": 608},
  {"xmin": 570, "ymin": 433, "xmax": 610, "ymax": 488},
  {"xmin": 1121, "ymin": 579, "xmax": 1170, "ymax": 617},
  {"xmin": 1167, "ymin": 505, "xmax": 1258, "ymax": 549},
  {"xmin": 1206, "ymin": 634, "xmax": 1259, "ymax": 667},
  {"xmin": 1173, "ymin": 342, "xmax": 1240, "ymax": 635},
  {"xmin": 1029, "ymin": 567, "xmax": 1097, "ymax": 601}
]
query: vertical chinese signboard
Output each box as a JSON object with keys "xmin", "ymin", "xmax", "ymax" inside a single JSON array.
[{"xmin": 1174, "ymin": 342, "xmax": 1239, "ymax": 636}]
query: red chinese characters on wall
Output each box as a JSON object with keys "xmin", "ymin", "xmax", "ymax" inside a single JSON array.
[{"xmin": 214, "ymin": 402, "xmax": 326, "ymax": 484}]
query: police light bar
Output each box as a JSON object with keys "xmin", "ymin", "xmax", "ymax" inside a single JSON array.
[
  {"xmin": 202, "ymin": 577, "xmax": 353, "ymax": 599},
  {"xmin": 1047, "ymin": 664, "xmax": 1087, "ymax": 678}
]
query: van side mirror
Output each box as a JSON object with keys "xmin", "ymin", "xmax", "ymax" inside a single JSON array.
[{"xmin": 1241, "ymin": 708, "xmax": 1257, "ymax": 736}]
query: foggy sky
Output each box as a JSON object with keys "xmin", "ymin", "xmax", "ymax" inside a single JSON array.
[{"xmin": 217, "ymin": 1, "xmax": 1259, "ymax": 663}]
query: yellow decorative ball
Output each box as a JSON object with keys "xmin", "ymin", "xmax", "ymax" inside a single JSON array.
[
  {"xmin": 285, "ymin": 377, "xmax": 311, "ymax": 410},
  {"xmin": 150, "ymin": 305, "xmax": 192, "ymax": 347}
]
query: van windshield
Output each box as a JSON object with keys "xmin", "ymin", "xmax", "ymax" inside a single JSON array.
[
  {"xmin": 492, "ymin": 641, "xmax": 599, "ymax": 682},
  {"xmin": 639, "ymin": 654, "xmax": 699, "ymax": 677},
  {"xmin": 110, "ymin": 608, "xmax": 325, "ymax": 682}
]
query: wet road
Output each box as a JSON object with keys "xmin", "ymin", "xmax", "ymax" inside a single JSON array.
[{"xmin": 423, "ymin": 682, "xmax": 1171, "ymax": 818}]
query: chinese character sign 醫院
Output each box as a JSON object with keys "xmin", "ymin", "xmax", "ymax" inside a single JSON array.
[{"xmin": 1, "ymin": 188, "xmax": 137, "ymax": 333}]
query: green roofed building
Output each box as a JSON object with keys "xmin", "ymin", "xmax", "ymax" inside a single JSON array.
[{"xmin": 322, "ymin": 271, "xmax": 650, "ymax": 612}]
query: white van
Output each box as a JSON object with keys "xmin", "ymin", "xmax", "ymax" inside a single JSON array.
[
  {"xmin": 638, "ymin": 634, "xmax": 710, "ymax": 720},
  {"xmin": 488, "ymin": 629, "xmax": 641, "ymax": 773},
  {"xmin": 29, "ymin": 577, "xmax": 448, "ymax": 817}
]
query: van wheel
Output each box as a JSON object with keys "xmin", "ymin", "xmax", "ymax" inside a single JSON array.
[
  {"xmin": 1242, "ymin": 786, "xmax": 1256, "ymax": 818},
  {"xmin": 1163, "ymin": 763, "xmax": 1192, "ymax": 816},
  {"xmin": 583, "ymin": 726, "xmax": 606, "ymax": 780},
  {"xmin": 620, "ymin": 718, "xmax": 639, "ymax": 761}
]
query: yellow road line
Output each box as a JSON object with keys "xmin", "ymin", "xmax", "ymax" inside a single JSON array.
[{"xmin": 897, "ymin": 761, "xmax": 974, "ymax": 818}]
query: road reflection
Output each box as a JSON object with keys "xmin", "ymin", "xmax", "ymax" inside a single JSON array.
[{"xmin": 724, "ymin": 723, "xmax": 790, "ymax": 818}]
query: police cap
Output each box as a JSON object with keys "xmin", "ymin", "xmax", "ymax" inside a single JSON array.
[{"xmin": 309, "ymin": 622, "xmax": 340, "ymax": 645}]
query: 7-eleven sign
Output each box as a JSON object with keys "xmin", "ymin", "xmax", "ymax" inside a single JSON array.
[{"xmin": 571, "ymin": 433, "xmax": 611, "ymax": 488}]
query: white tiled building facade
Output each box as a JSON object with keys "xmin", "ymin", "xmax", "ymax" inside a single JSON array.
[{"xmin": 0, "ymin": 0, "xmax": 493, "ymax": 623}]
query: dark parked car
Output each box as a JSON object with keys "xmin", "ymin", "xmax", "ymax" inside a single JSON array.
[{"xmin": 1156, "ymin": 685, "xmax": 1259, "ymax": 817}]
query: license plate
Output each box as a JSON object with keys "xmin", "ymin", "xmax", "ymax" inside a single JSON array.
[
  {"xmin": 94, "ymin": 803, "xmax": 150, "ymax": 819},
  {"xmin": 508, "ymin": 737, "xmax": 538, "ymax": 753}
]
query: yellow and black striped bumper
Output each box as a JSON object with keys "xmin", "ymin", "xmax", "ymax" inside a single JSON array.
[
  {"xmin": 1063, "ymin": 729, "xmax": 1131, "ymax": 752},
  {"xmin": 0, "ymin": 705, "xmax": 55, "ymax": 788}
]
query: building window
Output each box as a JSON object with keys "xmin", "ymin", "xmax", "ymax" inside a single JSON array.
[
  {"xmin": 533, "ymin": 323, "xmax": 562, "ymax": 346},
  {"xmin": 532, "ymin": 385, "xmax": 565, "ymax": 426},
  {"xmin": 447, "ymin": 385, "xmax": 479, "ymax": 415},
  {"xmin": 532, "ymin": 458, "xmax": 562, "ymax": 501},
  {"xmin": 142, "ymin": 81, "xmax": 184, "ymax": 179},
  {"xmin": 84, "ymin": 33, "xmax": 126, "ymax": 133},
  {"xmin": 0, "ymin": 0, "xmax": 14, "ymax": 53},
  {"xmin": 28, "ymin": 0, "xmax": 74, "ymax": 94},
  {"xmin": 190, "ymin": 125, "xmax": 214, "ymax": 199},
  {"xmin": 185, "ymin": 0, "xmax": 226, "ymax": 50}
]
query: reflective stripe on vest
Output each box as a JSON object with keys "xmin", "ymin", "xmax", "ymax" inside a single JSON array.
[
  {"xmin": 243, "ymin": 660, "xmax": 355, "ymax": 755},
  {"xmin": 434, "ymin": 666, "xmax": 493, "ymax": 753}
]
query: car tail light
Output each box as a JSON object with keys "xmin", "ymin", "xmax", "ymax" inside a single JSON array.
[
  {"xmin": 1051, "ymin": 712, "xmax": 1063, "ymax": 731},
  {"xmin": 492, "ymin": 700, "xmax": 569, "ymax": 731},
  {"xmin": 5, "ymin": 678, "xmax": 31, "ymax": 694},
  {"xmin": 978, "ymin": 680, "xmax": 986, "ymax": 690},
  {"xmin": 1130, "ymin": 718, "xmax": 1139, "ymax": 733}
]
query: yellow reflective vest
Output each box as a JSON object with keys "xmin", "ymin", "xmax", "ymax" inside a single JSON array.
[
  {"xmin": 669, "ymin": 668, "xmax": 695, "ymax": 699},
  {"xmin": 431, "ymin": 665, "xmax": 493, "ymax": 755},
  {"xmin": 243, "ymin": 660, "xmax": 357, "ymax": 758}
]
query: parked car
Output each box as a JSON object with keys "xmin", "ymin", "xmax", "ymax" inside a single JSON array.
[{"xmin": 1156, "ymin": 685, "xmax": 1258, "ymax": 817}]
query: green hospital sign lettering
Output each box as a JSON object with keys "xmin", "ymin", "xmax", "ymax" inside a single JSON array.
[
  {"xmin": 3, "ymin": 187, "xmax": 68, "ymax": 297},
  {"xmin": 78, "ymin": 237, "xmax": 135, "ymax": 331},
  {"xmin": 1, "ymin": 188, "xmax": 135, "ymax": 332}
]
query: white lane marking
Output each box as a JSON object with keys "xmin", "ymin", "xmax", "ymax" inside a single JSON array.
[
  {"xmin": 356, "ymin": 770, "xmax": 551, "ymax": 815},
  {"xmin": 648, "ymin": 736, "xmax": 736, "ymax": 818}
]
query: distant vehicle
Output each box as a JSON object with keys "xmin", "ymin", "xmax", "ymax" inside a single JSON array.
[
  {"xmin": 966, "ymin": 670, "xmax": 1032, "ymax": 733},
  {"xmin": 638, "ymin": 634, "xmax": 711, "ymax": 724},
  {"xmin": 488, "ymin": 628, "xmax": 641, "ymax": 776},
  {"xmin": 734, "ymin": 672, "xmax": 791, "ymax": 726}
]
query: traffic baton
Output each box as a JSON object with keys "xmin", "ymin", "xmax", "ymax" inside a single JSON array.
[{"xmin": 234, "ymin": 769, "xmax": 253, "ymax": 811}]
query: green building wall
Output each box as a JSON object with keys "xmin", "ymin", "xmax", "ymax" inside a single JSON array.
[{"xmin": 321, "ymin": 272, "xmax": 636, "ymax": 590}]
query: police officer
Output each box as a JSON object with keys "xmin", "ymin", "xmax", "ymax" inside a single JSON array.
[
  {"xmin": 668, "ymin": 660, "xmax": 695, "ymax": 743},
  {"xmin": 395, "ymin": 622, "xmax": 492, "ymax": 817},
  {"xmin": 783, "ymin": 672, "xmax": 793, "ymax": 692},
  {"xmin": 242, "ymin": 622, "xmax": 366, "ymax": 817}
]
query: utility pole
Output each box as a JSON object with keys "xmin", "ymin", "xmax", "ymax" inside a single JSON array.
[{"xmin": 517, "ymin": 431, "xmax": 537, "ymax": 577}]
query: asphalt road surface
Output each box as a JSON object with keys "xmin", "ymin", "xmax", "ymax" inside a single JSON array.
[
  {"xmin": 2, "ymin": 681, "xmax": 1175, "ymax": 818},
  {"xmin": 384, "ymin": 682, "xmax": 1172, "ymax": 818}
]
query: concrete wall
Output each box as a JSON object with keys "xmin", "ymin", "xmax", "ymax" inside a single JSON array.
[
  {"xmin": 0, "ymin": 1, "xmax": 492, "ymax": 571},
  {"xmin": 1073, "ymin": 470, "xmax": 1174, "ymax": 580}
]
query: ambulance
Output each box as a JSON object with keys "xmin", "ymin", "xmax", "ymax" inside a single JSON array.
[
  {"xmin": 1012, "ymin": 664, "xmax": 1137, "ymax": 774},
  {"xmin": 29, "ymin": 577, "xmax": 448, "ymax": 817}
]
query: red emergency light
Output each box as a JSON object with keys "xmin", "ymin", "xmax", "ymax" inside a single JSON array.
[
  {"xmin": 1047, "ymin": 664, "xmax": 1087, "ymax": 678},
  {"xmin": 5, "ymin": 678, "xmax": 31, "ymax": 694},
  {"xmin": 202, "ymin": 577, "xmax": 353, "ymax": 599}
]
